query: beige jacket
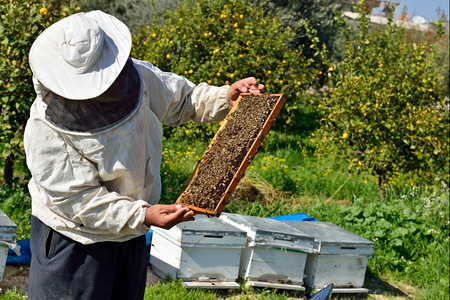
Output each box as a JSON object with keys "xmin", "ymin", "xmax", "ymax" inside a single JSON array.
[{"xmin": 24, "ymin": 58, "xmax": 230, "ymax": 244}]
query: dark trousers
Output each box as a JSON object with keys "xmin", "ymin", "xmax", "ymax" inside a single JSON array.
[{"xmin": 28, "ymin": 216, "xmax": 148, "ymax": 300}]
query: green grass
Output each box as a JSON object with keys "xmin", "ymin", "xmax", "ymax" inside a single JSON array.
[
  {"xmin": 159, "ymin": 130, "xmax": 449, "ymax": 299},
  {"xmin": 1, "ymin": 130, "xmax": 448, "ymax": 299},
  {"xmin": 144, "ymin": 280, "xmax": 217, "ymax": 299},
  {"xmin": 144, "ymin": 280, "xmax": 302, "ymax": 300},
  {"xmin": 0, "ymin": 288, "xmax": 26, "ymax": 299}
]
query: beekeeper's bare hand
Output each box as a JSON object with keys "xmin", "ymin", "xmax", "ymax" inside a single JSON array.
[
  {"xmin": 227, "ymin": 77, "xmax": 264, "ymax": 106},
  {"xmin": 145, "ymin": 204, "xmax": 195, "ymax": 229}
]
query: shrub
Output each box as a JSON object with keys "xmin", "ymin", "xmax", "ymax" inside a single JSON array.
[{"xmin": 312, "ymin": 1, "xmax": 449, "ymax": 198}]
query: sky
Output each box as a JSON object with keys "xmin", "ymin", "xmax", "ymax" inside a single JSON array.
[{"xmin": 394, "ymin": 0, "xmax": 449, "ymax": 21}]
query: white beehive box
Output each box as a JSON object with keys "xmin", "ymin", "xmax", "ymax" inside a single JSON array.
[
  {"xmin": 149, "ymin": 215, "xmax": 247, "ymax": 288},
  {"xmin": 220, "ymin": 213, "xmax": 317, "ymax": 290},
  {"xmin": 0, "ymin": 210, "xmax": 17, "ymax": 283},
  {"xmin": 282, "ymin": 221, "xmax": 374, "ymax": 292}
]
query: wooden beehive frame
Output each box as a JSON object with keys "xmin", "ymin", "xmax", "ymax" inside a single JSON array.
[{"xmin": 176, "ymin": 93, "xmax": 286, "ymax": 216}]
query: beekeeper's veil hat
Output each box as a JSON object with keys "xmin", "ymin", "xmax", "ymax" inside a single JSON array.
[{"xmin": 29, "ymin": 10, "xmax": 131, "ymax": 100}]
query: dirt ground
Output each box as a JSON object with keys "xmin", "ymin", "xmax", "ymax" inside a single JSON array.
[{"xmin": 0, "ymin": 265, "xmax": 414, "ymax": 299}]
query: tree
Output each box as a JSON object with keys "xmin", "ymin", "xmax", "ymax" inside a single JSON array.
[
  {"xmin": 0, "ymin": 0, "xmax": 80, "ymax": 185},
  {"xmin": 80, "ymin": 0, "xmax": 181, "ymax": 34},
  {"xmin": 312, "ymin": 1, "xmax": 449, "ymax": 199},
  {"xmin": 132, "ymin": 0, "xmax": 319, "ymax": 139},
  {"xmin": 81, "ymin": 0, "xmax": 345, "ymax": 65}
]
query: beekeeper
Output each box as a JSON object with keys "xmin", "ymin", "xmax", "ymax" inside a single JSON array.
[{"xmin": 24, "ymin": 10, "xmax": 264, "ymax": 299}]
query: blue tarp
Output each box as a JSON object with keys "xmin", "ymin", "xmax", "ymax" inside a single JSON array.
[
  {"xmin": 7, "ymin": 239, "xmax": 32, "ymax": 266},
  {"xmin": 146, "ymin": 230, "xmax": 153, "ymax": 264},
  {"xmin": 268, "ymin": 213, "xmax": 318, "ymax": 222},
  {"xmin": 8, "ymin": 233, "xmax": 155, "ymax": 266}
]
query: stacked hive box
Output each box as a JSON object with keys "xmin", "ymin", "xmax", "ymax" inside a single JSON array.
[
  {"xmin": 282, "ymin": 221, "xmax": 374, "ymax": 293},
  {"xmin": 0, "ymin": 210, "xmax": 17, "ymax": 283},
  {"xmin": 220, "ymin": 213, "xmax": 317, "ymax": 290},
  {"xmin": 149, "ymin": 215, "xmax": 374, "ymax": 292},
  {"xmin": 149, "ymin": 215, "xmax": 247, "ymax": 289}
]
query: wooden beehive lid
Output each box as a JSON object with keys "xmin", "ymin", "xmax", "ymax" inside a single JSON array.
[{"xmin": 176, "ymin": 93, "xmax": 286, "ymax": 217}]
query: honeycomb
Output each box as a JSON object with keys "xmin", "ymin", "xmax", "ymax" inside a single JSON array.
[{"xmin": 176, "ymin": 93, "xmax": 286, "ymax": 216}]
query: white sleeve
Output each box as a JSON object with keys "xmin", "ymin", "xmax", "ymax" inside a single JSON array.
[{"xmin": 133, "ymin": 59, "xmax": 231, "ymax": 126}]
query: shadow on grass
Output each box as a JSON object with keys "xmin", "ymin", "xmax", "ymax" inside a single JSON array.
[{"xmin": 362, "ymin": 268, "xmax": 412, "ymax": 299}]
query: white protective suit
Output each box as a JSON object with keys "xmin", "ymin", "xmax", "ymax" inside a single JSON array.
[{"xmin": 24, "ymin": 58, "xmax": 230, "ymax": 244}]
